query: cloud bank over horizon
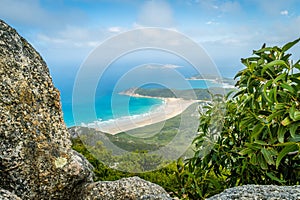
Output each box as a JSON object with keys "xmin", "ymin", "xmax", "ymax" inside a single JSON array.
[{"xmin": 0, "ymin": 0, "xmax": 299, "ymax": 78}]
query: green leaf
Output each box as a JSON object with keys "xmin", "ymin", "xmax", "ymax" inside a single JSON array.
[
  {"xmin": 294, "ymin": 111, "xmax": 300, "ymax": 121},
  {"xmin": 295, "ymin": 62, "xmax": 300, "ymax": 70},
  {"xmin": 281, "ymin": 117, "xmax": 292, "ymax": 126},
  {"xmin": 268, "ymin": 88, "xmax": 274, "ymax": 103},
  {"xmin": 266, "ymin": 110, "xmax": 285, "ymax": 122},
  {"xmin": 232, "ymin": 89, "xmax": 246, "ymax": 98},
  {"xmin": 281, "ymin": 83, "xmax": 295, "ymax": 93},
  {"xmin": 254, "ymin": 140, "xmax": 268, "ymax": 145},
  {"xmin": 234, "ymin": 69, "xmax": 244, "ymax": 79},
  {"xmin": 251, "ymin": 124, "xmax": 265, "ymax": 139},
  {"xmin": 261, "ymin": 148, "xmax": 275, "ymax": 165},
  {"xmin": 240, "ymin": 116, "xmax": 257, "ymax": 129},
  {"xmin": 282, "ymin": 53, "xmax": 292, "ymax": 61},
  {"xmin": 276, "ymin": 144, "xmax": 299, "ymax": 169},
  {"xmin": 290, "ymin": 77, "xmax": 300, "ymax": 86},
  {"xmin": 266, "ymin": 172, "xmax": 285, "ymax": 183},
  {"xmin": 288, "ymin": 135, "xmax": 300, "ymax": 142},
  {"xmin": 250, "ymin": 153, "xmax": 257, "ymax": 165},
  {"xmin": 246, "ymin": 143, "xmax": 263, "ymax": 151},
  {"xmin": 261, "ymin": 60, "xmax": 289, "ymax": 75},
  {"xmin": 277, "ymin": 91, "xmax": 288, "ymax": 100},
  {"xmin": 274, "ymin": 103, "xmax": 286, "ymax": 110},
  {"xmin": 239, "ymin": 148, "xmax": 253, "ymax": 156},
  {"xmin": 268, "ymin": 148, "xmax": 278, "ymax": 156},
  {"xmin": 274, "ymin": 72, "xmax": 287, "ymax": 83},
  {"xmin": 258, "ymin": 153, "xmax": 268, "ymax": 170},
  {"xmin": 282, "ymin": 37, "xmax": 300, "ymax": 52},
  {"xmin": 289, "ymin": 122, "xmax": 299, "ymax": 138},
  {"xmin": 274, "ymin": 142, "xmax": 298, "ymax": 147},
  {"xmin": 254, "ymin": 47, "xmax": 274, "ymax": 54},
  {"xmin": 277, "ymin": 125, "xmax": 286, "ymax": 143},
  {"xmin": 262, "ymin": 80, "xmax": 273, "ymax": 103}
]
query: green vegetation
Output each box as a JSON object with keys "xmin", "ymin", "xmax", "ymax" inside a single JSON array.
[
  {"xmin": 135, "ymin": 87, "xmax": 233, "ymax": 100},
  {"xmin": 71, "ymin": 39, "xmax": 300, "ymax": 199},
  {"xmin": 70, "ymin": 103, "xmax": 199, "ymax": 196},
  {"xmin": 106, "ymin": 114, "xmax": 182, "ymax": 151},
  {"xmin": 176, "ymin": 38, "xmax": 300, "ymax": 199},
  {"xmin": 71, "ymin": 135, "xmax": 180, "ymax": 194},
  {"xmin": 70, "ymin": 110, "xmax": 195, "ymax": 154}
]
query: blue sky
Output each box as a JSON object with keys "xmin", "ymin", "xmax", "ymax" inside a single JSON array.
[{"xmin": 1, "ymin": 0, "xmax": 300, "ymax": 80}]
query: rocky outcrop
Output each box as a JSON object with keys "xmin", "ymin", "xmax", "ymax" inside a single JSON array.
[
  {"xmin": 78, "ymin": 177, "xmax": 171, "ymax": 200},
  {"xmin": 0, "ymin": 19, "xmax": 170, "ymax": 199},
  {"xmin": 0, "ymin": 188, "xmax": 22, "ymax": 200},
  {"xmin": 0, "ymin": 19, "xmax": 93, "ymax": 199},
  {"xmin": 208, "ymin": 185, "xmax": 300, "ymax": 200}
]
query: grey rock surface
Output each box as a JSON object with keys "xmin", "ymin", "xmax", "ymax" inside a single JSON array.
[
  {"xmin": 0, "ymin": 19, "xmax": 170, "ymax": 199},
  {"xmin": 78, "ymin": 177, "xmax": 172, "ymax": 200},
  {"xmin": 0, "ymin": 19, "xmax": 94, "ymax": 199},
  {"xmin": 0, "ymin": 188, "xmax": 22, "ymax": 200},
  {"xmin": 207, "ymin": 185, "xmax": 300, "ymax": 200}
]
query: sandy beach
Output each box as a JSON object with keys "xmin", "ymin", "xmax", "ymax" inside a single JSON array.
[{"xmin": 86, "ymin": 91, "xmax": 199, "ymax": 135}]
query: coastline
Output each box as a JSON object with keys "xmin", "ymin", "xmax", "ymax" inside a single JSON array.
[
  {"xmin": 186, "ymin": 78, "xmax": 236, "ymax": 89},
  {"xmin": 82, "ymin": 89, "xmax": 199, "ymax": 135}
]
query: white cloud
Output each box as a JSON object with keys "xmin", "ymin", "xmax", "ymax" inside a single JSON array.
[
  {"xmin": 219, "ymin": 1, "xmax": 241, "ymax": 13},
  {"xmin": 145, "ymin": 64, "xmax": 183, "ymax": 69},
  {"xmin": 137, "ymin": 0, "xmax": 175, "ymax": 27},
  {"xmin": 30, "ymin": 25, "xmax": 126, "ymax": 66},
  {"xmin": 206, "ymin": 20, "xmax": 219, "ymax": 25},
  {"xmin": 253, "ymin": 0, "xmax": 297, "ymax": 16},
  {"xmin": 164, "ymin": 64, "xmax": 183, "ymax": 69},
  {"xmin": 2, "ymin": 0, "xmax": 299, "ymax": 78},
  {"xmin": 0, "ymin": 0, "xmax": 86, "ymax": 29},
  {"xmin": 36, "ymin": 34, "xmax": 67, "ymax": 45},
  {"xmin": 132, "ymin": 22, "xmax": 142, "ymax": 29},
  {"xmin": 35, "ymin": 25, "xmax": 113, "ymax": 49},
  {"xmin": 280, "ymin": 10, "xmax": 289, "ymax": 16},
  {"xmin": 195, "ymin": 0, "xmax": 241, "ymax": 16},
  {"xmin": 0, "ymin": 0, "xmax": 47, "ymax": 26},
  {"xmin": 108, "ymin": 26, "xmax": 123, "ymax": 33}
]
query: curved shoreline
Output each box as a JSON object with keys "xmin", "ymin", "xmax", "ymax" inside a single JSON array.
[{"xmin": 82, "ymin": 90, "xmax": 199, "ymax": 135}]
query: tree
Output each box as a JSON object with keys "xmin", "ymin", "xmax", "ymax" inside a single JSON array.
[{"xmin": 176, "ymin": 38, "xmax": 300, "ymax": 199}]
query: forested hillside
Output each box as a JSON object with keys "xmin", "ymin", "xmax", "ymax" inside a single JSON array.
[{"xmin": 72, "ymin": 39, "xmax": 300, "ymax": 199}]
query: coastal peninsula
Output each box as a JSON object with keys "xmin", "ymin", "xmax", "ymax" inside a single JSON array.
[{"xmin": 86, "ymin": 88, "xmax": 200, "ymax": 135}]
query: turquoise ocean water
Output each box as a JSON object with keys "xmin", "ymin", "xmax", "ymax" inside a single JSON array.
[
  {"xmin": 60, "ymin": 79, "xmax": 225, "ymax": 127},
  {"xmin": 52, "ymin": 49, "xmax": 234, "ymax": 127}
]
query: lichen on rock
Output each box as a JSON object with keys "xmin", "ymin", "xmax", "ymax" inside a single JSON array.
[
  {"xmin": 0, "ymin": 188, "xmax": 22, "ymax": 200},
  {"xmin": 54, "ymin": 157, "xmax": 68, "ymax": 168}
]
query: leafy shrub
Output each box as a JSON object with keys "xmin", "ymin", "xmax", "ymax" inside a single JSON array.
[{"xmin": 175, "ymin": 38, "xmax": 300, "ymax": 199}]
